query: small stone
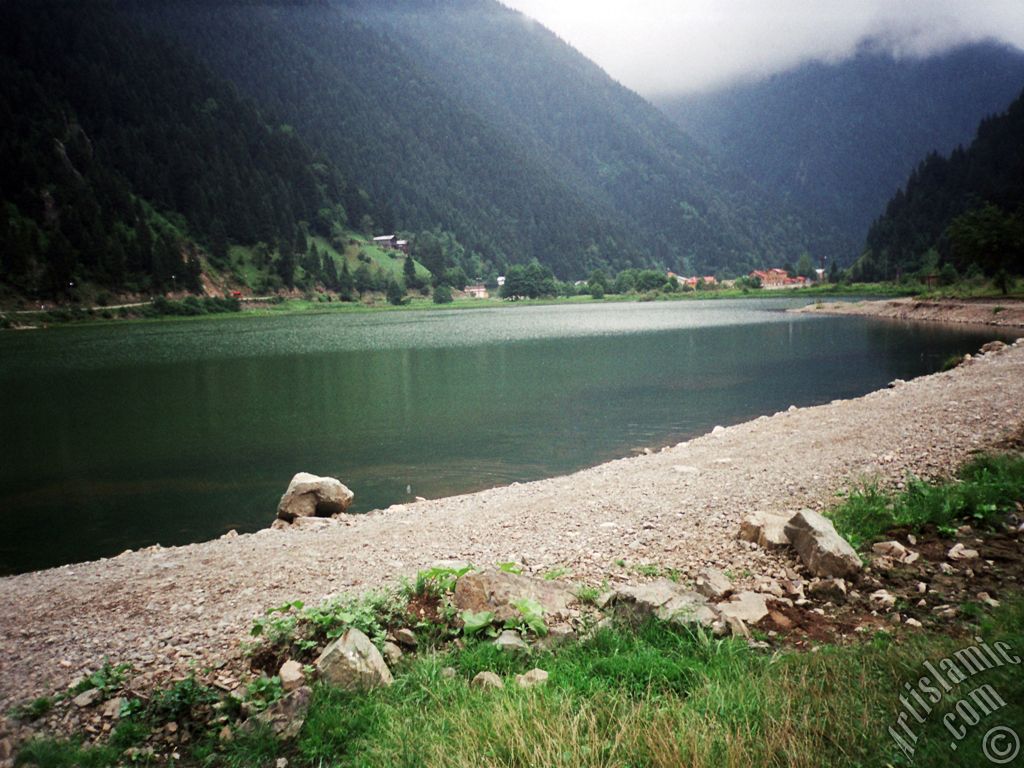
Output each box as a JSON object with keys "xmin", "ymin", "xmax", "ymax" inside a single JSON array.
[
  {"xmin": 869, "ymin": 589, "xmax": 897, "ymax": 611},
  {"xmin": 916, "ymin": 582, "xmax": 927, "ymax": 594},
  {"xmin": 808, "ymin": 578, "xmax": 847, "ymax": 604},
  {"xmin": 218, "ymin": 726, "xmax": 233, "ymax": 743},
  {"xmin": 394, "ymin": 628, "xmax": 418, "ymax": 648},
  {"xmin": 493, "ymin": 630, "xmax": 530, "ymax": 654},
  {"xmin": 977, "ymin": 592, "xmax": 1000, "ymax": 608},
  {"xmin": 382, "ymin": 641, "xmax": 403, "ymax": 667},
  {"xmin": 939, "ymin": 562, "xmax": 955, "ymax": 575},
  {"xmin": 872, "ymin": 541, "xmax": 909, "ymax": 559},
  {"xmin": 471, "ymin": 671, "xmax": 504, "ymax": 690},
  {"xmin": 947, "ymin": 543, "xmax": 979, "ymax": 561},
  {"xmin": 440, "ymin": 667, "xmax": 457, "ymax": 679},
  {"xmin": 276, "ymin": 759, "xmax": 289, "ymax": 768},
  {"xmin": 73, "ymin": 688, "xmax": 101, "ymax": 708},
  {"xmin": 101, "ymin": 697, "xmax": 123, "ymax": 719},
  {"xmin": 905, "ymin": 618, "xmax": 923, "ymax": 628},
  {"xmin": 279, "ymin": 660, "xmax": 305, "ymax": 693},
  {"xmin": 515, "ymin": 668, "xmax": 549, "ymax": 689}
]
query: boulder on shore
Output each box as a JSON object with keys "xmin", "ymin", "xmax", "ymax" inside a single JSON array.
[
  {"xmin": 738, "ymin": 511, "xmax": 789, "ymax": 550},
  {"xmin": 453, "ymin": 570, "xmax": 574, "ymax": 623},
  {"xmin": 277, "ymin": 472, "xmax": 354, "ymax": 522},
  {"xmin": 605, "ymin": 579, "xmax": 717, "ymax": 628},
  {"xmin": 314, "ymin": 628, "xmax": 393, "ymax": 691},
  {"xmin": 785, "ymin": 509, "xmax": 862, "ymax": 579}
]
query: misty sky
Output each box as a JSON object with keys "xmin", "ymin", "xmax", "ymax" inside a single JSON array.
[{"xmin": 500, "ymin": 1, "xmax": 1024, "ymax": 97}]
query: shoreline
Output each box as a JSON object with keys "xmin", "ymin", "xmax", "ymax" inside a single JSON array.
[
  {"xmin": 1, "ymin": 336, "xmax": 1022, "ymax": 710},
  {"xmin": 792, "ymin": 296, "xmax": 1024, "ymax": 329},
  {"xmin": 1, "ymin": 285, "xmax": 904, "ymax": 331}
]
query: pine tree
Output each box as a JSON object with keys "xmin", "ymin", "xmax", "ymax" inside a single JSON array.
[
  {"xmin": 337, "ymin": 259, "xmax": 355, "ymax": 300},
  {"xmin": 402, "ymin": 254, "xmax": 418, "ymax": 289}
]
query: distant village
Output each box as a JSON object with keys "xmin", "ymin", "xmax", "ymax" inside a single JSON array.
[{"xmin": 372, "ymin": 233, "xmax": 821, "ymax": 299}]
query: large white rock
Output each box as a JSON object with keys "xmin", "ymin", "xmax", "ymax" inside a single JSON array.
[
  {"xmin": 314, "ymin": 628, "xmax": 393, "ymax": 691},
  {"xmin": 716, "ymin": 591, "xmax": 770, "ymax": 625},
  {"xmin": 606, "ymin": 579, "xmax": 717, "ymax": 628},
  {"xmin": 277, "ymin": 472, "xmax": 354, "ymax": 522},
  {"xmin": 785, "ymin": 509, "xmax": 862, "ymax": 579},
  {"xmin": 738, "ymin": 511, "xmax": 790, "ymax": 550},
  {"xmin": 454, "ymin": 570, "xmax": 574, "ymax": 623},
  {"xmin": 694, "ymin": 568, "xmax": 732, "ymax": 600}
]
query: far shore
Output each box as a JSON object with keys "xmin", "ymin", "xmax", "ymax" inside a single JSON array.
[
  {"xmin": 1, "ymin": 336, "xmax": 1022, "ymax": 710},
  {"xmin": 0, "ymin": 283, "xmax": 907, "ymax": 330},
  {"xmin": 792, "ymin": 295, "xmax": 1024, "ymax": 329}
]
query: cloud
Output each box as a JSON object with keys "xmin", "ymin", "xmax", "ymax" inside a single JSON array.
[{"xmin": 499, "ymin": 0, "xmax": 1024, "ymax": 96}]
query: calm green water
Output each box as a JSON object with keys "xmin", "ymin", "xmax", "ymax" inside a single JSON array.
[{"xmin": 0, "ymin": 299, "xmax": 1012, "ymax": 573}]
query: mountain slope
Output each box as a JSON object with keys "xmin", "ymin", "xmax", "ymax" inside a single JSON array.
[
  {"xmin": 658, "ymin": 42, "xmax": 1024, "ymax": 263},
  {"xmin": 861, "ymin": 87, "xmax": 1024, "ymax": 279},
  {"xmin": 127, "ymin": 0, "xmax": 832, "ymax": 277},
  {"xmin": 0, "ymin": 2, "xmax": 365, "ymax": 298}
]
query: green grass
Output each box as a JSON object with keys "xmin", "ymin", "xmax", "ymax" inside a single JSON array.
[
  {"xmin": 18, "ymin": 598, "xmax": 1024, "ymax": 767},
  {"xmin": 213, "ymin": 603, "xmax": 1023, "ymax": 768},
  {"xmin": 827, "ymin": 453, "xmax": 1024, "ymax": 549}
]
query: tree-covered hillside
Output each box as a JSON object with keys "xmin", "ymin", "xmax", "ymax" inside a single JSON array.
[
  {"xmin": 859, "ymin": 88, "xmax": 1024, "ymax": 281},
  {"xmin": 127, "ymin": 0, "xmax": 831, "ymax": 278},
  {"xmin": 658, "ymin": 42, "xmax": 1024, "ymax": 265},
  {"xmin": 0, "ymin": 2, "xmax": 369, "ymax": 298}
]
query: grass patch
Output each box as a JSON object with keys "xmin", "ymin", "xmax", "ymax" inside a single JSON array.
[
  {"xmin": 243, "ymin": 603, "xmax": 1021, "ymax": 767},
  {"xmin": 828, "ymin": 453, "xmax": 1024, "ymax": 549}
]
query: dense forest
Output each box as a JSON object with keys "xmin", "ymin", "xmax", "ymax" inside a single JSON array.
[
  {"xmin": 858, "ymin": 88, "xmax": 1024, "ymax": 281},
  {"xmin": 4, "ymin": 0, "xmax": 1023, "ymax": 302},
  {"xmin": 0, "ymin": 2, "xmax": 378, "ymax": 299},
  {"xmin": 123, "ymin": 0, "xmax": 837, "ymax": 279},
  {"xmin": 659, "ymin": 42, "xmax": 1024, "ymax": 263}
]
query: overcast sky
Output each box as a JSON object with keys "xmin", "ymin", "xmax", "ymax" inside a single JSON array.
[{"xmin": 500, "ymin": 1, "xmax": 1024, "ymax": 97}]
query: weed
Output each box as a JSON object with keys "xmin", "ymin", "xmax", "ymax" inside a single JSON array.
[
  {"xmin": 543, "ymin": 567, "xmax": 571, "ymax": 580},
  {"xmin": 575, "ymin": 585, "xmax": 603, "ymax": 605},
  {"xmin": 67, "ymin": 659, "xmax": 131, "ymax": 699},
  {"xmin": 829, "ymin": 453, "xmax": 1024, "ymax": 548},
  {"xmin": 507, "ymin": 597, "xmax": 548, "ymax": 637},
  {"xmin": 245, "ymin": 675, "xmax": 284, "ymax": 713},
  {"xmin": 8, "ymin": 696, "xmax": 53, "ymax": 721},
  {"xmin": 149, "ymin": 675, "xmax": 219, "ymax": 725},
  {"xmin": 459, "ymin": 609, "xmax": 496, "ymax": 637}
]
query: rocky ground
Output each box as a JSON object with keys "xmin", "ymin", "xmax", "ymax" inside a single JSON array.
[
  {"xmin": 793, "ymin": 296, "xmax": 1024, "ymax": 328},
  {"xmin": 1, "ymin": 335, "xmax": 1023, "ymax": 748}
]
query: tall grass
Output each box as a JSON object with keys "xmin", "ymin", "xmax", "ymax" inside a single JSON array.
[{"xmin": 828, "ymin": 453, "xmax": 1024, "ymax": 549}]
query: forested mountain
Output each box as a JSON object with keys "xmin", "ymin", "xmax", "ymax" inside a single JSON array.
[
  {"xmin": 125, "ymin": 0, "xmax": 832, "ymax": 278},
  {"xmin": 0, "ymin": 1, "xmax": 369, "ymax": 298},
  {"xmin": 859, "ymin": 88, "xmax": 1024, "ymax": 280},
  {"xmin": 658, "ymin": 42, "xmax": 1024, "ymax": 264}
]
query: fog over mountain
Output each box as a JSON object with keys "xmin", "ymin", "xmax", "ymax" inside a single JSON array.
[{"xmin": 501, "ymin": 0, "xmax": 1024, "ymax": 96}]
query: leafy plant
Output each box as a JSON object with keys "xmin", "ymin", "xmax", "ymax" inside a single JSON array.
[
  {"xmin": 496, "ymin": 561, "xmax": 523, "ymax": 575},
  {"xmin": 245, "ymin": 676, "xmax": 284, "ymax": 713},
  {"xmin": 508, "ymin": 598, "xmax": 548, "ymax": 637},
  {"xmin": 460, "ymin": 610, "xmax": 496, "ymax": 637},
  {"xmin": 149, "ymin": 676, "xmax": 219, "ymax": 724},
  {"xmin": 68, "ymin": 660, "xmax": 131, "ymax": 698},
  {"xmin": 250, "ymin": 601, "xmax": 305, "ymax": 646},
  {"xmin": 406, "ymin": 564, "xmax": 474, "ymax": 598}
]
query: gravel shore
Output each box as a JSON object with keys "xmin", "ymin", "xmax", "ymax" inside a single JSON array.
[
  {"xmin": 793, "ymin": 296, "xmax": 1024, "ymax": 328},
  {"xmin": 1, "ymin": 336, "xmax": 1023, "ymax": 714}
]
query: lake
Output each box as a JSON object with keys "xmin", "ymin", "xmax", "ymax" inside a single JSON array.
[{"xmin": 0, "ymin": 298, "xmax": 1011, "ymax": 574}]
